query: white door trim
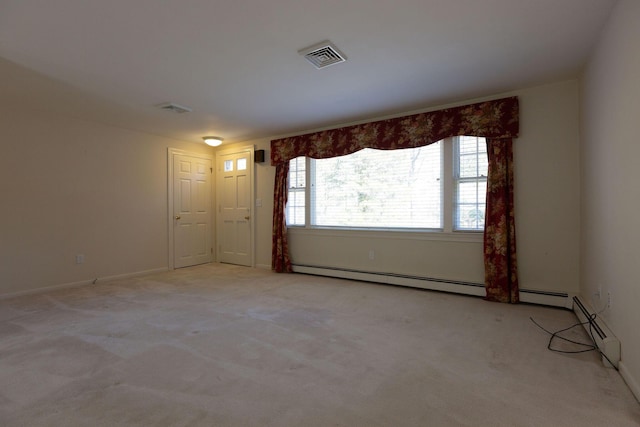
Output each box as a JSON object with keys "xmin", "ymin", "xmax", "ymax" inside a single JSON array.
[
  {"xmin": 215, "ymin": 145, "xmax": 255, "ymax": 267},
  {"xmin": 167, "ymin": 148, "xmax": 214, "ymax": 270}
]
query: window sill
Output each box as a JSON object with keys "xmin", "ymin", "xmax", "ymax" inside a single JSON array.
[{"xmin": 287, "ymin": 226, "xmax": 483, "ymax": 243}]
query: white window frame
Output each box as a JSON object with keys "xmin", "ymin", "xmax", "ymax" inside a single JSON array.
[
  {"xmin": 453, "ymin": 136, "xmax": 487, "ymax": 232},
  {"xmin": 286, "ymin": 157, "xmax": 306, "ymax": 226},
  {"xmin": 285, "ymin": 137, "xmax": 485, "ymax": 239}
]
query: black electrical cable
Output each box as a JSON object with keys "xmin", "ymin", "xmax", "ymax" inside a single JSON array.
[
  {"xmin": 530, "ymin": 315, "xmax": 619, "ymax": 371},
  {"xmin": 530, "ymin": 316, "xmax": 595, "ymax": 353}
]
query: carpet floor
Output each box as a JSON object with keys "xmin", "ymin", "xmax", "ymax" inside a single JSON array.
[{"xmin": 1, "ymin": 263, "xmax": 639, "ymax": 426}]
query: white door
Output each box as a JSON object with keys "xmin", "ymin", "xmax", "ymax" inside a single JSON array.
[
  {"xmin": 217, "ymin": 148, "xmax": 253, "ymax": 266},
  {"xmin": 172, "ymin": 153, "xmax": 212, "ymax": 268}
]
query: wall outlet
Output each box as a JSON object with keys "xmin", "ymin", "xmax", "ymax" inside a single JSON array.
[
  {"xmin": 75, "ymin": 254, "xmax": 85, "ymax": 264},
  {"xmin": 368, "ymin": 250, "xmax": 375, "ymax": 260},
  {"xmin": 607, "ymin": 291, "xmax": 611, "ymax": 309}
]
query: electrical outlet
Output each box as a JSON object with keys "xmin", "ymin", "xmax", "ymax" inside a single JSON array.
[
  {"xmin": 368, "ymin": 250, "xmax": 375, "ymax": 260},
  {"xmin": 75, "ymin": 254, "xmax": 85, "ymax": 264},
  {"xmin": 607, "ymin": 291, "xmax": 611, "ymax": 309},
  {"xmin": 596, "ymin": 285, "xmax": 602, "ymax": 299}
]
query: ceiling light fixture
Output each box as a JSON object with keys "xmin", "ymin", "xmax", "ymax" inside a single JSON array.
[{"xmin": 203, "ymin": 136, "xmax": 223, "ymax": 147}]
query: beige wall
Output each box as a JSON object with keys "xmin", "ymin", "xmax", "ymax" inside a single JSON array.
[
  {"xmin": 2, "ymin": 79, "xmax": 581, "ymax": 301},
  {"xmin": 232, "ymin": 80, "xmax": 582, "ymax": 295},
  {"xmin": 512, "ymin": 81, "xmax": 581, "ymax": 294},
  {"xmin": 253, "ymin": 151, "xmax": 277, "ymax": 269},
  {"xmin": 581, "ymin": 0, "xmax": 640, "ymax": 398},
  {"xmin": 0, "ymin": 106, "xmax": 212, "ymax": 296}
]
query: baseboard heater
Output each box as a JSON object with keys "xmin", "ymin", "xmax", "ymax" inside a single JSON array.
[
  {"xmin": 572, "ymin": 296, "xmax": 620, "ymax": 368},
  {"xmin": 292, "ymin": 264, "xmax": 569, "ymax": 307}
]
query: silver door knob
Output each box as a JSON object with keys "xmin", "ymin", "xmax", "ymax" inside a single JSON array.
[{"xmin": 175, "ymin": 215, "xmax": 181, "ymax": 220}]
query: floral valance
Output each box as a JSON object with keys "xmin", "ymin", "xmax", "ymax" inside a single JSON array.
[{"xmin": 270, "ymin": 96, "xmax": 519, "ymax": 165}]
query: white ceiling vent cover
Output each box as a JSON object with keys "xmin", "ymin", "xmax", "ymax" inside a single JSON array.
[
  {"xmin": 157, "ymin": 102, "xmax": 193, "ymax": 114},
  {"xmin": 299, "ymin": 41, "xmax": 347, "ymax": 69}
]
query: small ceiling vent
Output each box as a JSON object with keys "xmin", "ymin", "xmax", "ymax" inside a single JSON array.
[
  {"xmin": 299, "ymin": 41, "xmax": 347, "ymax": 69},
  {"xmin": 157, "ymin": 102, "xmax": 192, "ymax": 114}
]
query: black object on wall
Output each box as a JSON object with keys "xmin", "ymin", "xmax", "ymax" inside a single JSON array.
[{"xmin": 255, "ymin": 149, "xmax": 265, "ymax": 163}]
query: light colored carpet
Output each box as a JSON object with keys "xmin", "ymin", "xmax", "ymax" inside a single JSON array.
[{"xmin": 0, "ymin": 263, "xmax": 638, "ymax": 426}]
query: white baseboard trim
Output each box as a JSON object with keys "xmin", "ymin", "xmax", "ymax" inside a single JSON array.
[
  {"xmin": 294, "ymin": 265, "xmax": 486, "ymax": 297},
  {"xmin": 572, "ymin": 296, "xmax": 620, "ymax": 368},
  {"xmin": 619, "ymin": 362, "xmax": 640, "ymax": 402},
  {"xmin": 292, "ymin": 264, "xmax": 568, "ymax": 307},
  {"xmin": 519, "ymin": 290, "xmax": 573, "ymax": 308},
  {"xmin": 0, "ymin": 267, "xmax": 168, "ymax": 299}
]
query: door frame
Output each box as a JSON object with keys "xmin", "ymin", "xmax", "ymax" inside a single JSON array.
[
  {"xmin": 215, "ymin": 145, "xmax": 255, "ymax": 267},
  {"xmin": 167, "ymin": 148, "xmax": 214, "ymax": 270}
]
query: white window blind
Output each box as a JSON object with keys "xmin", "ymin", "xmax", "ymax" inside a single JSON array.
[
  {"xmin": 310, "ymin": 143, "xmax": 442, "ymax": 229},
  {"xmin": 285, "ymin": 137, "xmax": 487, "ymax": 232},
  {"xmin": 454, "ymin": 136, "xmax": 487, "ymax": 231},
  {"xmin": 287, "ymin": 157, "xmax": 306, "ymax": 226}
]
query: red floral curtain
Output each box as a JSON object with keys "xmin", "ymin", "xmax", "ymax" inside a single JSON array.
[
  {"xmin": 484, "ymin": 138, "xmax": 519, "ymax": 303},
  {"xmin": 270, "ymin": 97, "xmax": 519, "ymax": 303},
  {"xmin": 272, "ymin": 162, "xmax": 292, "ymax": 272}
]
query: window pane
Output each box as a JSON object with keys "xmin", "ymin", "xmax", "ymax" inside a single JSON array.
[
  {"xmin": 479, "ymin": 155, "xmax": 488, "ymax": 177},
  {"xmin": 456, "ymin": 204, "xmax": 486, "ymax": 230},
  {"xmin": 458, "ymin": 181, "xmax": 486, "ymax": 204},
  {"xmin": 311, "ymin": 144, "xmax": 442, "ymax": 229},
  {"xmin": 458, "ymin": 135, "xmax": 487, "ymax": 155},
  {"xmin": 237, "ymin": 158, "xmax": 247, "ymax": 170},
  {"xmin": 224, "ymin": 160, "xmax": 233, "ymax": 172},
  {"xmin": 286, "ymin": 157, "xmax": 306, "ymax": 226},
  {"xmin": 454, "ymin": 136, "xmax": 487, "ymax": 231},
  {"xmin": 289, "ymin": 157, "xmax": 306, "ymax": 189},
  {"xmin": 459, "ymin": 154, "xmax": 479, "ymax": 178},
  {"xmin": 287, "ymin": 190, "xmax": 305, "ymax": 226}
]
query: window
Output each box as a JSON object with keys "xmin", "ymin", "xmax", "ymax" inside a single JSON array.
[
  {"xmin": 286, "ymin": 156, "xmax": 306, "ymax": 226},
  {"xmin": 286, "ymin": 136, "xmax": 487, "ymax": 232},
  {"xmin": 312, "ymin": 144, "xmax": 441, "ymax": 228},
  {"xmin": 454, "ymin": 136, "xmax": 487, "ymax": 231}
]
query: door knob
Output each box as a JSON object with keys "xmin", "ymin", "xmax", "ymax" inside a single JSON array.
[
  {"xmin": 244, "ymin": 216, "xmax": 250, "ymax": 220},
  {"xmin": 175, "ymin": 215, "xmax": 181, "ymax": 220}
]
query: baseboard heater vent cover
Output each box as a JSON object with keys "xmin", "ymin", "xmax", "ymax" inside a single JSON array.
[
  {"xmin": 292, "ymin": 265, "xmax": 568, "ymax": 307},
  {"xmin": 572, "ymin": 296, "xmax": 620, "ymax": 368}
]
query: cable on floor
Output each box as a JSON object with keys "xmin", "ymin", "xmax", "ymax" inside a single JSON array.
[{"xmin": 529, "ymin": 315, "xmax": 619, "ymax": 371}]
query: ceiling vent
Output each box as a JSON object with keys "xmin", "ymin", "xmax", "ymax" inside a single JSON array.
[
  {"xmin": 299, "ymin": 41, "xmax": 347, "ymax": 69},
  {"xmin": 157, "ymin": 102, "xmax": 193, "ymax": 114}
]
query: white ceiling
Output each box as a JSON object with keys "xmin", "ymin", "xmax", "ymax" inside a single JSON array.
[{"xmin": 0, "ymin": 0, "xmax": 616, "ymax": 145}]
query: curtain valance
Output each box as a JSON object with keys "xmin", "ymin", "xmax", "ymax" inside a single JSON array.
[{"xmin": 271, "ymin": 96, "xmax": 519, "ymax": 165}]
